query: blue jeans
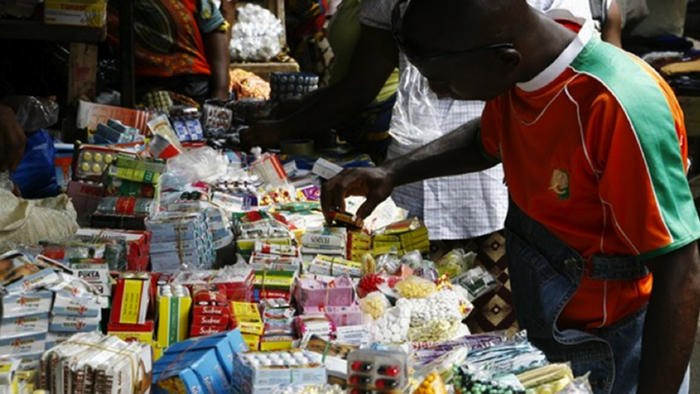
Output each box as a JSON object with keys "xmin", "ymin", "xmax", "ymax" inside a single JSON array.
[{"xmin": 505, "ymin": 200, "xmax": 689, "ymax": 394}]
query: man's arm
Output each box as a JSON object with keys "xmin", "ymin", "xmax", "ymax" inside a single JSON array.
[
  {"xmin": 203, "ymin": 30, "xmax": 231, "ymax": 100},
  {"xmin": 241, "ymin": 25, "xmax": 399, "ymax": 147},
  {"xmin": 601, "ymin": 0, "xmax": 623, "ymax": 47},
  {"xmin": 322, "ymin": 118, "xmax": 497, "ymax": 220},
  {"xmin": 638, "ymin": 242, "xmax": 700, "ymax": 393}
]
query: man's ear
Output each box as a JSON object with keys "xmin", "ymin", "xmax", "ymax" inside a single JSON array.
[{"xmin": 497, "ymin": 48, "xmax": 521, "ymax": 70}]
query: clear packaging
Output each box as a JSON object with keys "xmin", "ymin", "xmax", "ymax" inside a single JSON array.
[
  {"xmin": 160, "ymin": 146, "xmax": 229, "ymax": 190},
  {"xmin": 395, "ymin": 276, "xmax": 437, "ymax": 299},
  {"xmin": 412, "ymin": 371, "xmax": 448, "ymax": 394},
  {"xmin": 229, "ymin": 4, "xmax": 283, "ymax": 61},
  {"xmin": 1, "ymin": 96, "xmax": 59, "ymax": 132},
  {"xmin": 436, "ymin": 249, "xmax": 476, "ymax": 279}
]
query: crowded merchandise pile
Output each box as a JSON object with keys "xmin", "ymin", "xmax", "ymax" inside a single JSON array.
[{"xmin": 0, "ymin": 95, "xmax": 597, "ymax": 394}]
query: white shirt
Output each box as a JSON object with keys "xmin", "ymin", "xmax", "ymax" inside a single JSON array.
[{"xmin": 358, "ymin": 0, "xmax": 594, "ymax": 240}]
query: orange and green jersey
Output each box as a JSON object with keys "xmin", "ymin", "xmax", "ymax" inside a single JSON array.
[{"xmin": 479, "ymin": 18, "xmax": 700, "ymax": 330}]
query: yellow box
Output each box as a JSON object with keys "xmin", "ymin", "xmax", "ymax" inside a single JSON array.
[
  {"xmin": 260, "ymin": 339, "xmax": 293, "ymax": 351},
  {"xmin": 373, "ymin": 241, "xmax": 402, "ymax": 250},
  {"xmin": 373, "ymin": 234, "xmax": 400, "ymax": 242},
  {"xmin": 237, "ymin": 237, "xmax": 292, "ymax": 251},
  {"xmin": 241, "ymin": 334, "xmax": 261, "ymax": 351},
  {"xmin": 44, "ymin": 0, "xmax": 107, "ymax": 28},
  {"xmin": 400, "ymin": 227, "xmax": 429, "ymax": 244},
  {"xmin": 231, "ymin": 302, "xmax": 265, "ymax": 336},
  {"xmin": 153, "ymin": 344, "xmax": 164, "ymax": 361},
  {"xmin": 156, "ymin": 292, "xmax": 192, "ymax": 351}
]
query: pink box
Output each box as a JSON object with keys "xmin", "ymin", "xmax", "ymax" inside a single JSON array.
[{"xmin": 294, "ymin": 276, "xmax": 354, "ymax": 308}]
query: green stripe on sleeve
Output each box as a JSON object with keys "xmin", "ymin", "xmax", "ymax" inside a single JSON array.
[{"xmin": 571, "ymin": 38, "xmax": 700, "ymax": 251}]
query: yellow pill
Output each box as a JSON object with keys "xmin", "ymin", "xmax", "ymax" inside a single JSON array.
[
  {"xmin": 81, "ymin": 163, "xmax": 90, "ymax": 171},
  {"xmin": 92, "ymin": 164, "xmax": 102, "ymax": 173},
  {"xmin": 94, "ymin": 153, "xmax": 103, "ymax": 162},
  {"xmin": 83, "ymin": 152, "xmax": 92, "ymax": 161},
  {"xmin": 105, "ymin": 154, "xmax": 113, "ymax": 163}
]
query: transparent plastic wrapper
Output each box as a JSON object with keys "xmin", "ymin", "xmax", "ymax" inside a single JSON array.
[
  {"xmin": 1, "ymin": 96, "xmax": 59, "ymax": 132},
  {"xmin": 359, "ymin": 291, "xmax": 391, "ymax": 320},
  {"xmin": 412, "ymin": 371, "xmax": 448, "ymax": 394},
  {"xmin": 453, "ymin": 266, "xmax": 498, "ymax": 302},
  {"xmin": 376, "ymin": 252, "xmax": 401, "ymax": 275},
  {"xmin": 401, "ymin": 250, "xmax": 424, "ymax": 270},
  {"xmin": 517, "ymin": 363, "xmax": 575, "ymax": 393},
  {"xmin": 412, "ymin": 347, "xmax": 469, "ymax": 385},
  {"xmin": 160, "ymin": 146, "xmax": 229, "ymax": 190},
  {"xmin": 556, "ymin": 374, "xmax": 594, "ymax": 394},
  {"xmin": 395, "ymin": 276, "xmax": 437, "ymax": 299},
  {"xmin": 389, "ymin": 63, "xmax": 446, "ymax": 147},
  {"xmin": 407, "ymin": 319, "xmax": 461, "ymax": 343},
  {"xmin": 371, "ymin": 304, "xmax": 411, "ymax": 344},
  {"xmin": 414, "ymin": 260, "xmax": 439, "ymax": 282},
  {"xmin": 273, "ymin": 384, "xmax": 345, "ymax": 394},
  {"xmin": 229, "ymin": 4, "xmax": 283, "ymax": 61},
  {"xmin": 436, "ymin": 249, "xmax": 476, "ymax": 279}
]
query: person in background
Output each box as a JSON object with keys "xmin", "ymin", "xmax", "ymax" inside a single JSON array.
[
  {"xmin": 247, "ymin": 0, "xmax": 400, "ymax": 163},
  {"xmin": 592, "ymin": 0, "xmax": 623, "ymax": 47},
  {"xmin": 107, "ymin": 0, "xmax": 232, "ymax": 102},
  {"xmin": 323, "ymin": 0, "xmax": 698, "ymax": 392}
]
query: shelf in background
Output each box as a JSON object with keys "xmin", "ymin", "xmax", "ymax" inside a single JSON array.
[{"xmin": 0, "ymin": 20, "xmax": 106, "ymax": 43}]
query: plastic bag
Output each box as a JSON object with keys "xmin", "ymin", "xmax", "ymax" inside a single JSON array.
[
  {"xmin": 412, "ymin": 371, "xmax": 448, "ymax": 394},
  {"xmin": 160, "ymin": 146, "xmax": 229, "ymax": 190},
  {"xmin": 0, "ymin": 96, "xmax": 59, "ymax": 132},
  {"xmin": 376, "ymin": 252, "xmax": 401, "ymax": 275},
  {"xmin": 229, "ymin": 4, "xmax": 283, "ymax": 61},
  {"xmin": 400, "ymin": 250, "xmax": 423, "ymax": 270},
  {"xmin": 370, "ymin": 304, "xmax": 411, "ymax": 344},
  {"xmin": 453, "ymin": 266, "xmax": 498, "ymax": 302},
  {"xmin": 395, "ymin": 276, "xmax": 437, "ymax": 299},
  {"xmin": 11, "ymin": 129, "xmax": 58, "ymax": 199},
  {"xmin": 389, "ymin": 63, "xmax": 447, "ymax": 148},
  {"xmin": 556, "ymin": 373, "xmax": 594, "ymax": 393},
  {"xmin": 436, "ymin": 249, "xmax": 476, "ymax": 279},
  {"xmin": 359, "ymin": 291, "xmax": 391, "ymax": 320}
]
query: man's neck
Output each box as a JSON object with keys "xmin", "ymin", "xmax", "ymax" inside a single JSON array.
[{"xmin": 517, "ymin": 13, "xmax": 578, "ymax": 84}]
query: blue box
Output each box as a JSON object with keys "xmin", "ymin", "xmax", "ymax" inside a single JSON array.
[
  {"xmin": 164, "ymin": 328, "xmax": 248, "ymax": 382},
  {"xmin": 154, "ymin": 349, "xmax": 229, "ymax": 394}
]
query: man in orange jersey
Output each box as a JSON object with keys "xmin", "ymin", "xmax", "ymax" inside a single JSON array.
[{"xmin": 322, "ymin": 1, "xmax": 700, "ymax": 393}]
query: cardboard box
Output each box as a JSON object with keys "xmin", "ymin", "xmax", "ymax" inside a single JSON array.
[
  {"xmin": 52, "ymin": 292, "xmax": 102, "ymax": 317},
  {"xmin": 75, "ymin": 228, "xmax": 151, "ymax": 271},
  {"xmin": 231, "ymin": 303, "xmax": 264, "ymax": 336},
  {"xmin": 48, "ymin": 314, "xmax": 100, "ymax": 333},
  {"xmin": 66, "ymin": 181, "xmax": 105, "ymax": 226},
  {"xmin": 154, "ymin": 348, "xmax": 231, "ymax": 394},
  {"xmin": 107, "ymin": 321, "xmax": 154, "ymax": 345},
  {"xmin": 156, "ymin": 292, "xmax": 192, "ymax": 352},
  {"xmin": 164, "ymin": 329, "xmax": 247, "ymax": 382},
  {"xmin": 110, "ymin": 273, "xmax": 151, "ymax": 325},
  {"xmin": 0, "ymin": 333, "xmax": 46, "ymax": 356},
  {"xmin": 0, "ymin": 313, "xmax": 48, "ymax": 338},
  {"xmin": 44, "ymin": 0, "xmax": 107, "ymax": 27},
  {"xmin": 0, "ymin": 291, "xmax": 52, "ymax": 319}
]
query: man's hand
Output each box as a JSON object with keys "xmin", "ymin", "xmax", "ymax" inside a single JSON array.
[
  {"xmin": 321, "ymin": 166, "xmax": 395, "ymax": 222},
  {"xmin": 0, "ymin": 105, "xmax": 26, "ymax": 172},
  {"xmin": 240, "ymin": 120, "xmax": 285, "ymax": 148}
]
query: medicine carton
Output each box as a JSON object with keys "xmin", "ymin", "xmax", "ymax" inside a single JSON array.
[
  {"xmin": 110, "ymin": 273, "xmax": 151, "ymax": 325},
  {"xmin": 44, "ymin": 0, "xmax": 107, "ymax": 28},
  {"xmin": 0, "ymin": 291, "xmax": 52, "ymax": 319}
]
